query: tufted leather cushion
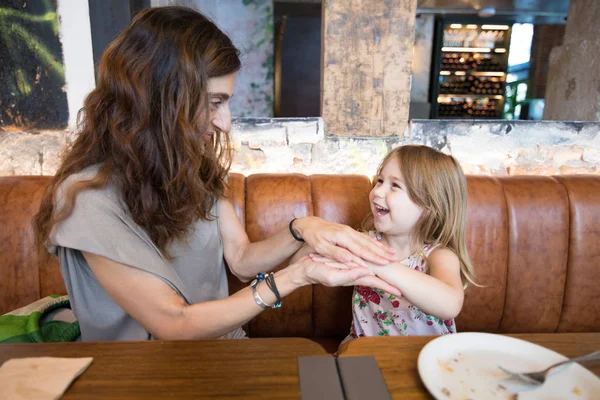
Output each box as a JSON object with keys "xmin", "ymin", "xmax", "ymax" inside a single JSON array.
[
  {"xmin": 1, "ymin": 173, "xmax": 599, "ymax": 344},
  {"xmin": 0, "ymin": 177, "xmax": 64, "ymax": 314}
]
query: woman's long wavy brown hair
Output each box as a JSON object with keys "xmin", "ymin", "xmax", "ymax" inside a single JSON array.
[
  {"xmin": 363, "ymin": 145, "xmax": 477, "ymax": 289},
  {"xmin": 34, "ymin": 6, "xmax": 241, "ymax": 259}
]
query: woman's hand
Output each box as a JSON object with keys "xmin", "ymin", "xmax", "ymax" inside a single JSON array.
[
  {"xmin": 308, "ymin": 254, "xmax": 402, "ymax": 297},
  {"xmin": 292, "ymin": 217, "xmax": 396, "ymax": 267}
]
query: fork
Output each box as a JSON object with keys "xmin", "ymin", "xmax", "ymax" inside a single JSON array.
[{"xmin": 498, "ymin": 349, "xmax": 600, "ymax": 386}]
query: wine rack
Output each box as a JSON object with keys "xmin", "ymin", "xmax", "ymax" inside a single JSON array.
[{"xmin": 431, "ymin": 20, "xmax": 511, "ymax": 119}]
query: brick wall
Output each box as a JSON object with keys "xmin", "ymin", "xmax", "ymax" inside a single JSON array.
[{"xmin": 2, "ymin": 119, "xmax": 599, "ymax": 177}]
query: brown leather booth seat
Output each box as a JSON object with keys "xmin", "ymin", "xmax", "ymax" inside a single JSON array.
[{"xmin": 1, "ymin": 174, "xmax": 599, "ymax": 351}]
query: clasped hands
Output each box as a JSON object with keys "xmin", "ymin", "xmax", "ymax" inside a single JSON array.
[{"xmin": 294, "ymin": 217, "xmax": 400, "ymax": 296}]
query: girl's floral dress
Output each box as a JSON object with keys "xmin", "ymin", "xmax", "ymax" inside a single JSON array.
[{"xmin": 343, "ymin": 231, "xmax": 456, "ymax": 343}]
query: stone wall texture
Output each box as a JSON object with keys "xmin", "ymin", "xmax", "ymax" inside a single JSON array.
[
  {"xmin": 543, "ymin": 0, "xmax": 600, "ymax": 121},
  {"xmin": 2, "ymin": 119, "xmax": 599, "ymax": 177}
]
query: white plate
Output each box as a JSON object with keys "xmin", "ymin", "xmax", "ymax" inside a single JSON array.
[{"xmin": 417, "ymin": 332, "xmax": 600, "ymax": 399}]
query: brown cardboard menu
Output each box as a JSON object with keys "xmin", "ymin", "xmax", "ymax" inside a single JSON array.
[
  {"xmin": 298, "ymin": 355, "xmax": 390, "ymax": 400},
  {"xmin": 337, "ymin": 356, "xmax": 391, "ymax": 400},
  {"xmin": 298, "ymin": 356, "xmax": 345, "ymax": 400}
]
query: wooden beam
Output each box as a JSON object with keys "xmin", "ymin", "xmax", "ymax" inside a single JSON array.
[{"xmin": 321, "ymin": 0, "xmax": 417, "ymax": 136}]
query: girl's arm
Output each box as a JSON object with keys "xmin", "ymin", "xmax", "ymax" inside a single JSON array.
[
  {"xmin": 369, "ymin": 248, "xmax": 464, "ymax": 320},
  {"xmin": 311, "ymin": 247, "xmax": 464, "ymax": 319},
  {"xmin": 83, "ymin": 252, "xmax": 370, "ymax": 340},
  {"xmin": 219, "ymin": 199, "xmax": 395, "ymax": 281}
]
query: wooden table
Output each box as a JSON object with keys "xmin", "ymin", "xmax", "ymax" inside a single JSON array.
[
  {"xmin": 0, "ymin": 338, "xmax": 327, "ymax": 399},
  {"xmin": 337, "ymin": 333, "xmax": 600, "ymax": 399}
]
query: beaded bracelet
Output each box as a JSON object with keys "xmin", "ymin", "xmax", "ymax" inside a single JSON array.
[{"xmin": 250, "ymin": 272, "xmax": 282, "ymax": 309}]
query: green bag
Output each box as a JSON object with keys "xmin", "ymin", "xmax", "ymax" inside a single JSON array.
[{"xmin": 0, "ymin": 295, "xmax": 80, "ymax": 343}]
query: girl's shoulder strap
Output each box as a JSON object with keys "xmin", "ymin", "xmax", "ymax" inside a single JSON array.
[{"xmin": 422, "ymin": 242, "xmax": 440, "ymax": 257}]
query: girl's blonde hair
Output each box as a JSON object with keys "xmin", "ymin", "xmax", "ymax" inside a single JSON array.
[{"xmin": 364, "ymin": 145, "xmax": 477, "ymax": 289}]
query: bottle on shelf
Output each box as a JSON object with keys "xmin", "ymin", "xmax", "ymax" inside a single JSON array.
[
  {"xmin": 439, "ymin": 75, "xmax": 505, "ymax": 95},
  {"xmin": 440, "ymin": 53, "xmax": 504, "ymax": 72},
  {"xmin": 438, "ymin": 98, "xmax": 501, "ymax": 118}
]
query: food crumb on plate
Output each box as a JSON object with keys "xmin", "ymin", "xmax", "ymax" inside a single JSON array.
[
  {"xmin": 572, "ymin": 386, "xmax": 582, "ymax": 396},
  {"xmin": 441, "ymin": 387, "xmax": 451, "ymax": 397},
  {"xmin": 438, "ymin": 359, "xmax": 454, "ymax": 373}
]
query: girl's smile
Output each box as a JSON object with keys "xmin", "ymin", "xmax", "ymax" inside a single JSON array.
[{"xmin": 369, "ymin": 156, "xmax": 424, "ymax": 240}]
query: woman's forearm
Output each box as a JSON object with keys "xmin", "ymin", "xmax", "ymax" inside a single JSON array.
[
  {"xmin": 289, "ymin": 243, "xmax": 314, "ymax": 265},
  {"xmin": 165, "ymin": 264, "xmax": 306, "ymax": 340},
  {"xmin": 231, "ymin": 224, "xmax": 303, "ymax": 281},
  {"xmin": 371, "ymin": 264, "xmax": 463, "ymax": 320},
  {"xmin": 220, "ymin": 200, "xmax": 304, "ymax": 282},
  {"xmin": 164, "ymin": 258, "xmax": 371, "ymax": 340},
  {"xmin": 84, "ymin": 249, "xmax": 306, "ymax": 340}
]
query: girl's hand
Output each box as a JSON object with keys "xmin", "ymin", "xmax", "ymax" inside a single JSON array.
[
  {"xmin": 308, "ymin": 254, "xmax": 402, "ymax": 297},
  {"xmin": 293, "ymin": 256, "xmax": 372, "ymax": 287},
  {"xmin": 309, "ymin": 254, "xmax": 382, "ymax": 273},
  {"xmin": 292, "ymin": 217, "xmax": 395, "ymax": 268}
]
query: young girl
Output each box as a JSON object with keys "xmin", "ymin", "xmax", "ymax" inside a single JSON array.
[{"xmin": 309, "ymin": 145, "xmax": 476, "ymax": 340}]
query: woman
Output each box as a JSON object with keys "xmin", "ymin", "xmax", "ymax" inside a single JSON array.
[{"xmin": 33, "ymin": 6, "xmax": 396, "ymax": 342}]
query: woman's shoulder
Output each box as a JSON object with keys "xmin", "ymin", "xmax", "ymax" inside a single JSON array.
[
  {"xmin": 49, "ymin": 166, "xmax": 150, "ymax": 254},
  {"xmin": 58, "ymin": 164, "xmax": 98, "ymax": 191},
  {"xmin": 59, "ymin": 164, "xmax": 114, "ymax": 194},
  {"xmin": 56, "ymin": 164, "xmax": 122, "ymax": 212}
]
